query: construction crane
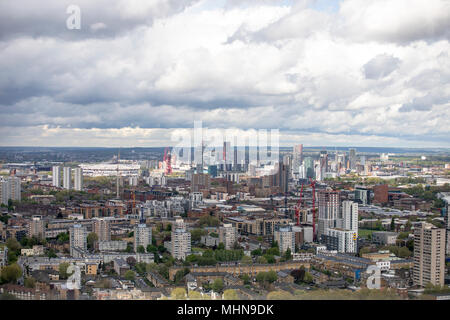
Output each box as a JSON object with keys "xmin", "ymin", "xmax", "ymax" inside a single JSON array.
[
  {"xmin": 309, "ymin": 178, "xmax": 317, "ymax": 241},
  {"xmin": 295, "ymin": 183, "xmax": 304, "ymax": 226},
  {"xmin": 116, "ymin": 148, "xmax": 120, "ymax": 199},
  {"xmin": 163, "ymin": 147, "xmax": 172, "ymax": 175}
]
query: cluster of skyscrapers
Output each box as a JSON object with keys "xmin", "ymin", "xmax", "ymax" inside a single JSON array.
[{"xmin": 52, "ymin": 166, "xmax": 83, "ymax": 191}]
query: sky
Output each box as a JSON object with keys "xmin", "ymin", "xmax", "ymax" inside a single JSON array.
[{"xmin": 0, "ymin": 0, "xmax": 449, "ymax": 148}]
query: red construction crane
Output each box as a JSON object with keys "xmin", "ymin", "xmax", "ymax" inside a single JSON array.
[
  {"xmin": 163, "ymin": 147, "xmax": 172, "ymax": 175},
  {"xmin": 295, "ymin": 183, "xmax": 304, "ymax": 226},
  {"xmin": 309, "ymin": 178, "xmax": 317, "ymax": 241}
]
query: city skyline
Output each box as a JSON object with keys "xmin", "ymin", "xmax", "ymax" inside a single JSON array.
[{"xmin": 0, "ymin": 0, "xmax": 449, "ymax": 148}]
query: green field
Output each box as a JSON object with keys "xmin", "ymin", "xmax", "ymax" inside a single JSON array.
[{"xmin": 358, "ymin": 229, "xmax": 375, "ymax": 237}]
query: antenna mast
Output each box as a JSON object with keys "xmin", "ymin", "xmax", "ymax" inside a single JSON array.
[{"xmin": 116, "ymin": 148, "xmax": 120, "ymax": 199}]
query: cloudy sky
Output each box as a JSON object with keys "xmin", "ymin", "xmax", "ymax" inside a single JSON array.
[{"xmin": 0, "ymin": 0, "xmax": 449, "ymax": 148}]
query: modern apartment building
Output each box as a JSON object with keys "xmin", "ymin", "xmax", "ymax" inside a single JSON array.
[
  {"xmin": 28, "ymin": 215, "xmax": 45, "ymax": 240},
  {"xmin": 413, "ymin": 222, "xmax": 445, "ymax": 287},
  {"xmin": 93, "ymin": 218, "xmax": 111, "ymax": 242},
  {"xmin": 134, "ymin": 223, "xmax": 152, "ymax": 253},
  {"xmin": 74, "ymin": 167, "xmax": 83, "ymax": 191},
  {"xmin": 340, "ymin": 200, "xmax": 358, "ymax": 233},
  {"xmin": 317, "ymin": 190, "xmax": 340, "ymax": 239},
  {"xmin": 219, "ymin": 223, "xmax": 237, "ymax": 250},
  {"xmin": 52, "ymin": 166, "xmax": 61, "ymax": 187},
  {"xmin": 325, "ymin": 228, "xmax": 357, "ymax": 253},
  {"xmin": 274, "ymin": 225, "xmax": 295, "ymax": 254},
  {"xmin": 191, "ymin": 173, "xmax": 211, "ymax": 193},
  {"xmin": 171, "ymin": 218, "xmax": 191, "ymax": 260},
  {"xmin": 0, "ymin": 176, "xmax": 21, "ymax": 205},
  {"xmin": 70, "ymin": 224, "xmax": 87, "ymax": 256},
  {"xmin": 63, "ymin": 167, "xmax": 72, "ymax": 190}
]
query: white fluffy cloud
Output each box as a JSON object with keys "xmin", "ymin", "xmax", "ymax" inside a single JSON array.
[{"xmin": 0, "ymin": 0, "xmax": 449, "ymax": 147}]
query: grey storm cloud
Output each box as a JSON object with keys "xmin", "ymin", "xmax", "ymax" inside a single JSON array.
[
  {"xmin": 399, "ymin": 93, "xmax": 449, "ymax": 113},
  {"xmin": 363, "ymin": 54, "xmax": 401, "ymax": 80},
  {"xmin": 0, "ymin": 0, "xmax": 449, "ymax": 147}
]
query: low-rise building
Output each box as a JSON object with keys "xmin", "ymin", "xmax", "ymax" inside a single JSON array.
[
  {"xmin": 21, "ymin": 245, "xmax": 45, "ymax": 256},
  {"xmin": 98, "ymin": 240, "xmax": 127, "ymax": 252},
  {"xmin": 372, "ymin": 231, "xmax": 398, "ymax": 245},
  {"xmin": 113, "ymin": 259, "xmax": 130, "ymax": 276}
]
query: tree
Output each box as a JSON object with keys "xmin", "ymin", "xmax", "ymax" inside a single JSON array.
[
  {"xmin": 217, "ymin": 243, "xmax": 225, "ymax": 250},
  {"xmin": 266, "ymin": 246, "xmax": 279, "ymax": 256},
  {"xmin": 147, "ymin": 244, "xmax": 158, "ymax": 254},
  {"xmin": 291, "ymin": 268, "xmax": 305, "ymax": 283},
  {"xmin": 57, "ymin": 232, "xmax": 70, "ymax": 244},
  {"xmin": 223, "ymin": 289, "xmax": 238, "ymax": 300},
  {"xmin": 284, "ymin": 248, "xmax": 292, "ymax": 261},
  {"xmin": 198, "ymin": 216, "xmax": 220, "ymax": 227},
  {"xmin": 174, "ymin": 268, "xmax": 190, "ymax": 284},
  {"xmin": 398, "ymin": 246, "xmax": 412, "ymax": 258},
  {"xmin": 59, "ymin": 262, "xmax": 70, "ymax": 279},
  {"xmin": 304, "ymin": 272, "xmax": 313, "ymax": 283},
  {"xmin": 87, "ymin": 232, "xmax": 98, "ymax": 250},
  {"xmin": 6, "ymin": 238, "xmax": 20, "ymax": 253},
  {"xmin": 240, "ymin": 274, "xmax": 251, "ymax": 285},
  {"xmin": 0, "ymin": 263, "xmax": 22, "ymax": 283},
  {"xmin": 47, "ymin": 248, "xmax": 57, "ymax": 258},
  {"xmin": 190, "ymin": 228, "xmax": 207, "ymax": 242},
  {"xmin": 24, "ymin": 277, "xmax": 36, "ymax": 288},
  {"xmin": 126, "ymin": 256, "xmax": 137, "ymax": 268},
  {"xmin": 137, "ymin": 245, "xmax": 146, "ymax": 253},
  {"xmin": 359, "ymin": 246, "xmax": 371, "ymax": 256},
  {"xmin": 256, "ymin": 271, "xmax": 277, "ymax": 288},
  {"xmin": 251, "ymin": 248, "xmax": 262, "ymax": 256},
  {"xmin": 263, "ymin": 254, "xmax": 275, "ymax": 264},
  {"xmin": 171, "ymin": 287, "xmax": 187, "ymax": 300},
  {"xmin": 240, "ymin": 255, "xmax": 253, "ymax": 265},
  {"xmin": 211, "ymin": 278, "xmax": 224, "ymax": 293},
  {"xmin": 125, "ymin": 242, "xmax": 134, "ymax": 253},
  {"xmin": 271, "ymin": 240, "xmax": 279, "ymax": 248},
  {"xmin": 135, "ymin": 262, "xmax": 147, "ymax": 275},
  {"xmin": 256, "ymin": 256, "xmax": 267, "ymax": 264},
  {"xmin": 124, "ymin": 270, "xmax": 135, "ymax": 281}
]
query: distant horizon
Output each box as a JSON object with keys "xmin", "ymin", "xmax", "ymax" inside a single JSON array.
[{"xmin": 1, "ymin": 145, "xmax": 449, "ymax": 152}]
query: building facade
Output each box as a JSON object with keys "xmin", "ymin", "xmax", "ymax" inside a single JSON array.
[
  {"xmin": 317, "ymin": 190, "xmax": 340, "ymax": 240},
  {"xmin": 219, "ymin": 224, "xmax": 237, "ymax": 250},
  {"xmin": 171, "ymin": 218, "xmax": 191, "ymax": 260},
  {"xmin": 413, "ymin": 222, "xmax": 445, "ymax": 287},
  {"xmin": 134, "ymin": 223, "xmax": 152, "ymax": 253},
  {"xmin": 274, "ymin": 225, "xmax": 295, "ymax": 254},
  {"xmin": 70, "ymin": 224, "xmax": 87, "ymax": 256},
  {"xmin": 0, "ymin": 177, "xmax": 21, "ymax": 205},
  {"xmin": 93, "ymin": 218, "xmax": 111, "ymax": 242},
  {"xmin": 74, "ymin": 167, "xmax": 83, "ymax": 191},
  {"xmin": 63, "ymin": 167, "xmax": 72, "ymax": 190},
  {"xmin": 52, "ymin": 166, "xmax": 61, "ymax": 187}
]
